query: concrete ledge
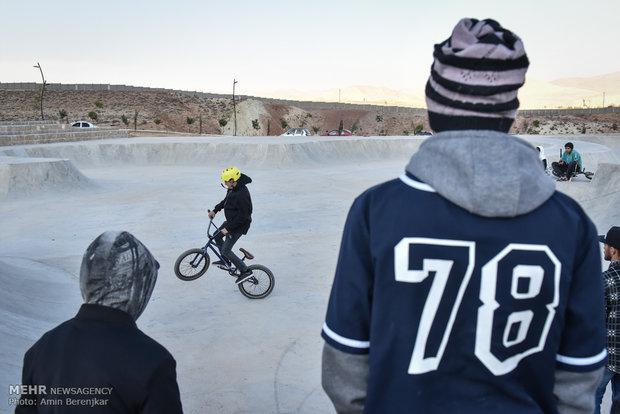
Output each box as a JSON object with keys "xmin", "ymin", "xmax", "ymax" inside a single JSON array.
[
  {"xmin": 0, "ymin": 156, "xmax": 92, "ymax": 199},
  {"xmin": 0, "ymin": 129, "xmax": 130, "ymax": 146}
]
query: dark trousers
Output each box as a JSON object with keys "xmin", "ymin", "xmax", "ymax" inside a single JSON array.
[
  {"xmin": 595, "ymin": 368, "xmax": 620, "ymax": 414},
  {"xmin": 213, "ymin": 221, "xmax": 248, "ymax": 273},
  {"xmin": 551, "ymin": 160, "xmax": 578, "ymax": 177}
]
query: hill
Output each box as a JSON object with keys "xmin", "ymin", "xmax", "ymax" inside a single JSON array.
[{"xmin": 1, "ymin": 86, "xmax": 619, "ymax": 137}]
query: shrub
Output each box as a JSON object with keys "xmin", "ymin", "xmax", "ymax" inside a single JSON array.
[
  {"xmin": 186, "ymin": 117, "xmax": 195, "ymax": 132},
  {"xmin": 532, "ymin": 120, "xmax": 540, "ymax": 127},
  {"xmin": 218, "ymin": 119, "xmax": 228, "ymax": 135},
  {"xmin": 93, "ymin": 99, "xmax": 103, "ymax": 109},
  {"xmin": 280, "ymin": 118, "xmax": 288, "ymax": 129},
  {"xmin": 252, "ymin": 119, "xmax": 260, "ymax": 130},
  {"xmin": 88, "ymin": 111, "xmax": 97, "ymax": 121},
  {"xmin": 121, "ymin": 115, "xmax": 129, "ymax": 126},
  {"xmin": 154, "ymin": 119, "xmax": 162, "ymax": 125}
]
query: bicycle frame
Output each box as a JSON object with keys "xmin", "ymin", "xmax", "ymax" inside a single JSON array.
[{"xmin": 193, "ymin": 218, "xmax": 245, "ymax": 275}]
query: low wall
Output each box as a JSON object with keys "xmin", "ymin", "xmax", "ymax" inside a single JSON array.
[{"xmin": 0, "ymin": 121, "xmax": 130, "ymax": 146}]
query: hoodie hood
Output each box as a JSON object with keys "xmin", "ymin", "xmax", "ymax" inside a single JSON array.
[
  {"xmin": 406, "ymin": 130, "xmax": 555, "ymax": 218},
  {"xmin": 234, "ymin": 173, "xmax": 252, "ymax": 189},
  {"xmin": 79, "ymin": 231, "xmax": 159, "ymax": 320}
]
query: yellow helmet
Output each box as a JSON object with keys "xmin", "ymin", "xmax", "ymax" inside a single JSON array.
[{"xmin": 221, "ymin": 167, "xmax": 241, "ymax": 182}]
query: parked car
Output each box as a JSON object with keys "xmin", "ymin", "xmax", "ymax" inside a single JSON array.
[
  {"xmin": 281, "ymin": 128, "xmax": 311, "ymax": 136},
  {"xmin": 71, "ymin": 121, "xmax": 96, "ymax": 128},
  {"xmin": 321, "ymin": 129, "xmax": 353, "ymax": 136}
]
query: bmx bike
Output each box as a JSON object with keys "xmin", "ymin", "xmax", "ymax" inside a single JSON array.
[{"xmin": 174, "ymin": 215, "xmax": 275, "ymax": 299}]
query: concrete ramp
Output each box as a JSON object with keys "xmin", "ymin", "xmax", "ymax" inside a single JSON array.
[
  {"xmin": 0, "ymin": 156, "xmax": 92, "ymax": 199},
  {"xmin": 0, "ymin": 258, "xmax": 81, "ymax": 407},
  {"xmin": 0, "ymin": 134, "xmax": 619, "ymax": 414},
  {"xmin": 562, "ymin": 163, "xmax": 620, "ymax": 232},
  {"xmin": 0, "ymin": 136, "xmax": 423, "ymax": 199},
  {"xmin": 0, "ymin": 136, "xmax": 426, "ymax": 168}
]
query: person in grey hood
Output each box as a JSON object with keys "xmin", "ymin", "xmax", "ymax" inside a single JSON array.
[
  {"xmin": 17, "ymin": 231, "xmax": 183, "ymax": 413},
  {"xmin": 321, "ymin": 18, "xmax": 606, "ymax": 414}
]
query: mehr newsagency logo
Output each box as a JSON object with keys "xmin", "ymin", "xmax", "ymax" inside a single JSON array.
[{"xmin": 8, "ymin": 385, "xmax": 113, "ymax": 408}]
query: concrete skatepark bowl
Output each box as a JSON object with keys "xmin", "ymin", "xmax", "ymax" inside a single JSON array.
[{"xmin": 1, "ymin": 134, "xmax": 619, "ymax": 413}]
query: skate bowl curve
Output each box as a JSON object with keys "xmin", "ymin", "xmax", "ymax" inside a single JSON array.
[{"xmin": 1, "ymin": 133, "xmax": 619, "ymax": 414}]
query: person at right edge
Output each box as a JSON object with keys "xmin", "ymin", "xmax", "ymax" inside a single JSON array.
[
  {"xmin": 321, "ymin": 18, "xmax": 606, "ymax": 414},
  {"xmin": 595, "ymin": 226, "xmax": 620, "ymax": 414}
]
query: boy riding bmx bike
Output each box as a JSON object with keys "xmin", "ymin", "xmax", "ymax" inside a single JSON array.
[{"xmin": 209, "ymin": 167, "xmax": 254, "ymax": 285}]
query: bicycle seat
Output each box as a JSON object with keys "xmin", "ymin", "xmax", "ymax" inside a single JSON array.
[{"xmin": 239, "ymin": 248, "xmax": 254, "ymax": 260}]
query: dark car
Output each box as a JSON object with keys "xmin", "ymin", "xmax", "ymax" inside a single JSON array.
[{"xmin": 321, "ymin": 129, "xmax": 353, "ymax": 136}]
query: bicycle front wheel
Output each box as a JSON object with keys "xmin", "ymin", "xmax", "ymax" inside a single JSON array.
[
  {"xmin": 174, "ymin": 248, "xmax": 210, "ymax": 281},
  {"xmin": 238, "ymin": 264, "xmax": 275, "ymax": 299}
]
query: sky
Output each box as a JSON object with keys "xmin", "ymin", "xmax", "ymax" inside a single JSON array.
[{"xmin": 1, "ymin": 0, "xmax": 619, "ymax": 97}]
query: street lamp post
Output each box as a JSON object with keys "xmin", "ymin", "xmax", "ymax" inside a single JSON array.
[
  {"xmin": 233, "ymin": 79, "xmax": 238, "ymax": 136},
  {"xmin": 33, "ymin": 62, "xmax": 46, "ymax": 120}
]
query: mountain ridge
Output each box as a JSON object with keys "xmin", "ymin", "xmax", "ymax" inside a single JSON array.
[{"xmin": 256, "ymin": 71, "xmax": 620, "ymax": 110}]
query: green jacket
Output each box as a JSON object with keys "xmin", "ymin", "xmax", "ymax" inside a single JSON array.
[{"xmin": 561, "ymin": 149, "xmax": 582, "ymax": 169}]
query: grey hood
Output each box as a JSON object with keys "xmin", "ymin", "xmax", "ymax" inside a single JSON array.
[
  {"xmin": 406, "ymin": 130, "xmax": 555, "ymax": 217},
  {"xmin": 79, "ymin": 231, "xmax": 159, "ymax": 320}
]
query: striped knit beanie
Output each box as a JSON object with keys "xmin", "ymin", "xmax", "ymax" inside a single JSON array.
[{"xmin": 426, "ymin": 18, "xmax": 529, "ymax": 132}]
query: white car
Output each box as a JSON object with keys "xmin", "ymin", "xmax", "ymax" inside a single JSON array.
[
  {"xmin": 71, "ymin": 121, "xmax": 96, "ymax": 128},
  {"xmin": 281, "ymin": 128, "xmax": 311, "ymax": 136}
]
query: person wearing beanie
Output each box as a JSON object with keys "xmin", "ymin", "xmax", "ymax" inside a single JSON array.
[
  {"xmin": 595, "ymin": 226, "xmax": 620, "ymax": 414},
  {"xmin": 321, "ymin": 18, "xmax": 605, "ymax": 414},
  {"xmin": 16, "ymin": 231, "xmax": 183, "ymax": 413},
  {"xmin": 552, "ymin": 141, "xmax": 583, "ymax": 180}
]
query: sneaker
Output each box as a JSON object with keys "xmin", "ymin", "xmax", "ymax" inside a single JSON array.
[{"xmin": 235, "ymin": 269, "xmax": 254, "ymax": 285}]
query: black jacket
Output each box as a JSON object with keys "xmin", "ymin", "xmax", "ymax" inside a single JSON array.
[
  {"xmin": 213, "ymin": 173, "xmax": 253, "ymax": 235},
  {"xmin": 17, "ymin": 304, "xmax": 183, "ymax": 413}
]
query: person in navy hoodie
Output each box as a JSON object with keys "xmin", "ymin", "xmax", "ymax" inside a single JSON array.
[{"xmin": 321, "ymin": 18, "xmax": 606, "ymax": 414}]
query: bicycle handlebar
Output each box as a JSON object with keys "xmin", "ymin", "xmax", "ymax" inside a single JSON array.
[{"xmin": 206, "ymin": 210, "xmax": 222, "ymax": 239}]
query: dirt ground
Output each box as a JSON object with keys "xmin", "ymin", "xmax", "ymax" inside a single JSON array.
[{"xmin": 1, "ymin": 89, "xmax": 619, "ymax": 137}]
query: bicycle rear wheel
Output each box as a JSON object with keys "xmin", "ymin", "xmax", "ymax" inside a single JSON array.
[
  {"xmin": 238, "ymin": 264, "xmax": 275, "ymax": 299},
  {"xmin": 175, "ymin": 248, "xmax": 210, "ymax": 281}
]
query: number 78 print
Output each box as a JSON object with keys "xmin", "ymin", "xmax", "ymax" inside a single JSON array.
[{"xmin": 394, "ymin": 238, "xmax": 560, "ymax": 376}]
